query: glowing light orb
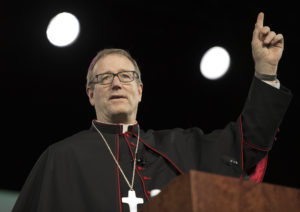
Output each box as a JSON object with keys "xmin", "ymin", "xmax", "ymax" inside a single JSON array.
[
  {"xmin": 200, "ymin": 46, "xmax": 230, "ymax": 80},
  {"xmin": 46, "ymin": 12, "xmax": 80, "ymax": 47}
]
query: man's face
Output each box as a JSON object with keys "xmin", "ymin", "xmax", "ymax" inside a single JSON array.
[{"xmin": 87, "ymin": 54, "xmax": 143, "ymax": 123}]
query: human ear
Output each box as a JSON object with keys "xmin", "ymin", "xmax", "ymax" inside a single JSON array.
[
  {"xmin": 86, "ymin": 87, "xmax": 95, "ymax": 106},
  {"xmin": 138, "ymin": 83, "xmax": 143, "ymax": 102}
]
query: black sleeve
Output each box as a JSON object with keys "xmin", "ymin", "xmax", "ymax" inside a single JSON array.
[
  {"xmin": 241, "ymin": 77, "xmax": 292, "ymax": 172},
  {"xmin": 167, "ymin": 76, "xmax": 292, "ymax": 179}
]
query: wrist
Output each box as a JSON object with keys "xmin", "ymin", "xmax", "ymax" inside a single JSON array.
[
  {"xmin": 254, "ymin": 62, "xmax": 278, "ymax": 76},
  {"xmin": 255, "ymin": 72, "xmax": 277, "ymax": 81}
]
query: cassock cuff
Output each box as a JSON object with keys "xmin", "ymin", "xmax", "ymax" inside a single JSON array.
[{"xmin": 241, "ymin": 76, "xmax": 292, "ymax": 150}]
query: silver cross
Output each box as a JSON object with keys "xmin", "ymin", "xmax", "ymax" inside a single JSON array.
[{"xmin": 122, "ymin": 190, "xmax": 144, "ymax": 212}]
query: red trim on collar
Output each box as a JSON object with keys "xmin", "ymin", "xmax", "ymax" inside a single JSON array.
[
  {"xmin": 130, "ymin": 124, "xmax": 135, "ymax": 133},
  {"xmin": 93, "ymin": 120, "xmax": 123, "ymax": 134},
  {"xmin": 94, "ymin": 120, "xmax": 138, "ymax": 126},
  {"xmin": 93, "ymin": 120, "xmax": 139, "ymax": 134},
  {"xmin": 132, "ymin": 133, "xmax": 183, "ymax": 175}
]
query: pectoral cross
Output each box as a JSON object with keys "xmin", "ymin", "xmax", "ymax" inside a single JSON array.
[{"xmin": 122, "ymin": 190, "xmax": 144, "ymax": 212}]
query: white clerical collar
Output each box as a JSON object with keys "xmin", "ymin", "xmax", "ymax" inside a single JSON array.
[
  {"xmin": 122, "ymin": 124, "xmax": 130, "ymax": 133},
  {"xmin": 96, "ymin": 120, "xmax": 137, "ymax": 133}
]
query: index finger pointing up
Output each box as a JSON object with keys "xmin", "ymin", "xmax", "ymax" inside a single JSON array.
[{"xmin": 256, "ymin": 12, "xmax": 264, "ymax": 28}]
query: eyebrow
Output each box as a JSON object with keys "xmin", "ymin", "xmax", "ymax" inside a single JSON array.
[{"xmin": 97, "ymin": 70, "xmax": 135, "ymax": 74}]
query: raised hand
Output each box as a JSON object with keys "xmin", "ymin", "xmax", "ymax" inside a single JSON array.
[{"xmin": 251, "ymin": 12, "xmax": 284, "ymax": 76}]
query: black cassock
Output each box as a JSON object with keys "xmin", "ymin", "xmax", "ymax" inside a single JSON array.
[{"xmin": 13, "ymin": 77, "xmax": 292, "ymax": 212}]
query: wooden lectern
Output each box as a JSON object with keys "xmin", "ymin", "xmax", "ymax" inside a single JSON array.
[{"xmin": 139, "ymin": 170, "xmax": 300, "ymax": 212}]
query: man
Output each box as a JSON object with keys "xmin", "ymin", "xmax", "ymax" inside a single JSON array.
[{"xmin": 13, "ymin": 12, "xmax": 292, "ymax": 212}]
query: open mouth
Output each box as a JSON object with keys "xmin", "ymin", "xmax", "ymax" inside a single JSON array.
[{"xmin": 109, "ymin": 95, "xmax": 127, "ymax": 100}]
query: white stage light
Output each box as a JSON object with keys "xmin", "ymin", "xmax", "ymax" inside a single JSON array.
[
  {"xmin": 46, "ymin": 12, "xmax": 80, "ymax": 47},
  {"xmin": 200, "ymin": 46, "xmax": 230, "ymax": 80}
]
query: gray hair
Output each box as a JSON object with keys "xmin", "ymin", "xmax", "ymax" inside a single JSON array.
[{"xmin": 86, "ymin": 48, "xmax": 142, "ymax": 89}]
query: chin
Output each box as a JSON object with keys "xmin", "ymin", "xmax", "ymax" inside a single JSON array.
[{"xmin": 109, "ymin": 108, "xmax": 131, "ymax": 117}]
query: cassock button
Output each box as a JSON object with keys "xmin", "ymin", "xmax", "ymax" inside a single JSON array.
[
  {"xmin": 137, "ymin": 166, "xmax": 144, "ymax": 171},
  {"xmin": 143, "ymin": 176, "xmax": 151, "ymax": 180},
  {"xmin": 130, "ymin": 142, "xmax": 135, "ymax": 147}
]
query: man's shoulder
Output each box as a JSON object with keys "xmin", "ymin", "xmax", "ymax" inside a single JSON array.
[
  {"xmin": 143, "ymin": 127, "xmax": 204, "ymax": 142},
  {"xmin": 48, "ymin": 129, "xmax": 96, "ymax": 153},
  {"xmin": 149, "ymin": 127, "xmax": 204, "ymax": 135}
]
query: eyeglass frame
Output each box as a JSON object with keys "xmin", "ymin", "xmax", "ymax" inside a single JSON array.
[{"xmin": 92, "ymin": 70, "xmax": 140, "ymax": 85}]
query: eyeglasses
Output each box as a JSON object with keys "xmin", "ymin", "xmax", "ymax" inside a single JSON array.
[{"xmin": 93, "ymin": 71, "xmax": 139, "ymax": 85}]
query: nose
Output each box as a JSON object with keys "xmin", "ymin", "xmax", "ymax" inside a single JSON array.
[{"xmin": 111, "ymin": 75, "xmax": 122, "ymax": 88}]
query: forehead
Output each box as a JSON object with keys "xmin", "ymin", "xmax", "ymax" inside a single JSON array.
[{"xmin": 93, "ymin": 54, "xmax": 135, "ymax": 74}]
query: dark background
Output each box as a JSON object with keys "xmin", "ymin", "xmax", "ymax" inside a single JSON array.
[{"xmin": 1, "ymin": 0, "xmax": 299, "ymax": 192}]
